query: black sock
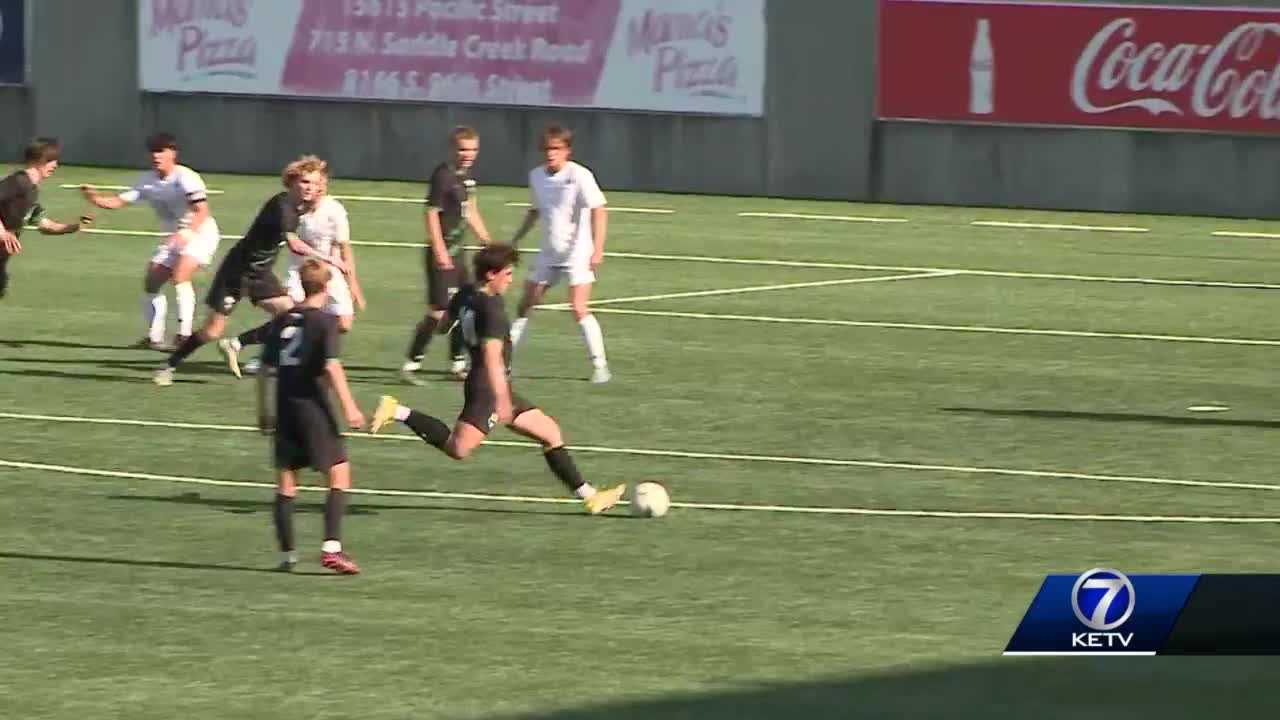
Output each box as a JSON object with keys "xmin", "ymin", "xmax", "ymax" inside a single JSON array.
[
  {"xmin": 237, "ymin": 322, "xmax": 272, "ymax": 348},
  {"xmin": 324, "ymin": 489, "xmax": 347, "ymax": 544},
  {"xmin": 167, "ymin": 333, "xmax": 207, "ymax": 369},
  {"xmin": 0, "ymin": 254, "xmax": 10, "ymax": 298},
  {"xmin": 448, "ymin": 322, "xmax": 465, "ymax": 362},
  {"xmin": 404, "ymin": 410, "xmax": 451, "ymax": 451},
  {"xmin": 407, "ymin": 316, "xmax": 440, "ymax": 361},
  {"xmin": 544, "ymin": 446, "xmax": 586, "ymax": 493},
  {"xmin": 273, "ymin": 494, "xmax": 296, "ymax": 553}
]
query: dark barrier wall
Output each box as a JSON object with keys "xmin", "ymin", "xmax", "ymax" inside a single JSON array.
[
  {"xmin": 0, "ymin": 86, "xmax": 29, "ymax": 148},
  {"xmin": 1, "ymin": 0, "xmax": 1275, "ymax": 218}
]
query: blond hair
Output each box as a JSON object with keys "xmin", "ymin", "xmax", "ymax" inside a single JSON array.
[
  {"xmin": 282, "ymin": 155, "xmax": 328, "ymax": 188},
  {"xmin": 299, "ymin": 259, "xmax": 332, "ymax": 297}
]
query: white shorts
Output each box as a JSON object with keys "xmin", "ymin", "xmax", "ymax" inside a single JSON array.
[
  {"xmin": 528, "ymin": 261, "xmax": 595, "ymax": 288},
  {"xmin": 286, "ymin": 266, "xmax": 354, "ymax": 317},
  {"xmin": 150, "ymin": 220, "xmax": 221, "ymax": 269}
]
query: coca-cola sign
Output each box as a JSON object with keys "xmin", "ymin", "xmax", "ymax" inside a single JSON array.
[{"xmin": 879, "ymin": 0, "xmax": 1280, "ymax": 133}]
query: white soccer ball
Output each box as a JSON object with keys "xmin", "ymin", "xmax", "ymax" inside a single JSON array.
[{"xmin": 630, "ymin": 482, "xmax": 671, "ymax": 518}]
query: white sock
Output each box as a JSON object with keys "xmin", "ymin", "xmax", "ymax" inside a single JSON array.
[
  {"xmin": 510, "ymin": 316, "xmax": 529, "ymax": 347},
  {"xmin": 574, "ymin": 483, "xmax": 597, "ymax": 500},
  {"xmin": 393, "ymin": 405, "xmax": 410, "ymax": 422},
  {"xmin": 321, "ymin": 540, "xmax": 342, "ymax": 554},
  {"xmin": 578, "ymin": 314, "xmax": 607, "ymax": 369},
  {"xmin": 143, "ymin": 292, "xmax": 167, "ymax": 343},
  {"xmin": 174, "ymin": 282, "xmax": 196, "ymax": 336}
]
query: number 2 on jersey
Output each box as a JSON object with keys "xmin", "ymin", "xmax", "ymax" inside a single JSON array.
[{"xmin": 280, "ymin": 325, "xmax": 305, "ymax": 366}]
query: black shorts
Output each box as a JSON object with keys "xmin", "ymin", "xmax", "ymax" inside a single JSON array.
[
  {"xmin": 274, "ymin": 400, "xmax": 348, "ymax": 472},
  {"xmin": 425, "ymin": 249, "xmax": 469, "ymax": 310},
  {"xmin": 458, "ymin": 382, "xmax": 538, "ymax": 436},
  {"xmin": 206, "ymin": 260, "xmax": 287, "ymax": 314}
]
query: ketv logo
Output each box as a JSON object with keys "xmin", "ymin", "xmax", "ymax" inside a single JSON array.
[
  {"xmin": 1069, "ymin": 568, "xmax": 1136, "ymax": 649},
  {"xmin": 1004, "ymin": 568, "xmax": 1197, "ymax": 656}
]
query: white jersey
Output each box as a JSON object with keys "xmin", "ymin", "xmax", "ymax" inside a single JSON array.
[
  {"xmin": 119, "ymin": 165, "xmax": 210, "ymax": 233},
  {"xmin": 291, "ymin": 196, "xmax": 350, "ymax": 271},
  {"xmin": 527, "ymin": 161, "xmax": 606, "ymax": 267}
]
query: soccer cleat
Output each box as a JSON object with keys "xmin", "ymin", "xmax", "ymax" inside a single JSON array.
[
  {"xmin": 133, "ymin": 336, "xmax": 173, "ymax": 352},
  {"xmin": 217, "ymin": 338, "xmax": 242, "ymax": 379},
  {"xmin": 370, "ymin": 395, "xmax": 400, "ymax": 434},
  {"xmin": 448, "ymin": 359, "xmax": 469, "ymax": 381},
  {"xmin": 584, "ymin": 483, "xmax": 627, "ymax": 515},
  {"xmin": 243, "ymin": 357, "xmax": 261, "ymax": 375},
  {"xmin": 153, "ymin": 367, "xmax": 175, "ymax": 387},
  {"xmin": 591, "ymin": 366, "xmax": 612, "ymax": 384},
  {"xmin": 321, "ymin": 551, "xmax": 360, "ymax": 575},
  {"xmin": 276, "ymin": 558, "xmax": 297, "ymax": 573},
  {"xmin": 399, "ymin": 360, "xmax": 425, "ymax": 387}
]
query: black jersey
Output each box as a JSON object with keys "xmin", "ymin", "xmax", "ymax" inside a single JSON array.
[
  {"xmin": 262, "ymin": 306, "xmax": 341, "ymax": 404},
  {"xmin": 0, "ymin": 171, "xmax": 41, "ymax": 239},
  {"xmin": 425, "ymin": 162, "xmax": 472, "ymax": 252},
  {"xmin": 457, "ymin": 288, "xmax": 510, "ymax": 387},
  {"xmin": 226, "ymin": 192, "xmax": 300, "ymax": 271}
]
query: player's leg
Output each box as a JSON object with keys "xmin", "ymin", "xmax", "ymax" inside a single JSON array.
[
  {"xmin": 168, "ymin": 252, "xmax": 204, "ymax": 348},
  {"xmin": 155, "ymin": 308, "xmax": 229, "ymax": 385},
  {"xmin": 509, "ymin": 278, "xmax": 551, "ymax": 353},
  {"xmin": 403, "ymin": 258, "xmax": 458, "ymax": 384},
  {"xmin": 274, "ymin": 469, "xmax": 299, "ymax": 571},
  {"xmin": 0, "ymin": 250, "xmax": 11, "ymax": 299},
  {"xmin": 220, "ymin": 276, "xmax": 293, "ymax": 377},
  {"xmin": 139, "ymin": 261, "xmax": 172, "ymax": 350},
  {"xmin": 507, "ymin": 405, "xmax": 625, "ymax": 514},
  {"xmin": 568, "ymin": 274, "xmax": 610, "ymax": 383},
  {"xmin": 369, "ymin": 394, "xmax": 487, "ymax": 460},
  {"xmin": 319, "ymin": 461, "xmax": 359, "ymax": 574}
]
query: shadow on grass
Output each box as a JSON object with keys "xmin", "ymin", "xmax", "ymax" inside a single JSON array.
[
  {"xmin": 0, "ymin": 550, "xmax": 332, "ymax": 576},
  {"xmin": 942, "ymin": 406, "xmax": 1280, "ymax": 430},
  {"xmin": 107, "ymin": 491, "xmax": 603, "ymax": 519}
]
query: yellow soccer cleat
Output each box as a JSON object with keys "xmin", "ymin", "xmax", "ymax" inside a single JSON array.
[
  {"xmin": 584, "ymin": 483, "xmax": 627, "ymax": 515},
  {"xmin": 217, "ymin": 338, "xmax": 242, "ymax": 379},
  {"xmin": 370, "ymin": 395, "xmax": 400, "ymax": 435}
]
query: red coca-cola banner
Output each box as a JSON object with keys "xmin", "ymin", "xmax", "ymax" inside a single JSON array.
[{"xmin": 879, "ymin": 0, "xmax": 1280, "ymax": 134}]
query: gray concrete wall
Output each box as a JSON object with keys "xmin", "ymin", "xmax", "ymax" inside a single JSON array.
[{"xmin": 0, "ymin": 86, "xmax": 30, "ymax": 157}]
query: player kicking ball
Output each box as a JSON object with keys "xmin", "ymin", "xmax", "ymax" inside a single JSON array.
[
  {"xmin": 257, "ymin": 260, "xmax": 366, "ymax": 574},
  {"xmin": 370, "ymin": 244, "xmax": 626, "ymax": 515}
]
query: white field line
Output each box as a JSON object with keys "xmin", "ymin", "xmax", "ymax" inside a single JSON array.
[
  {"xmin": 2, "ymin": 459, "xmax": 1277, "ymax": 524},
  {"xmin": 504, "ymin": 201, "xmax": 673, "ymax": 214},
  {"xmin": 1212, "ymin": 230, "xmax": 1280, "ymax": 239},
  {"xmin": 77, "ymin": 228, "xmax": 1280, "ymax": 290},
  {"xmin": 330, "ymin": 194, "xmax": 423, "ymax": 204},
  {"xmin": 973, "ymin": 220, "xmax": 1150, "ymax": 234},
  {"xmin": 545, "ymin": 306, "xmax": 1280, "ymax": 347},
  {"xmin": 65, "ymin": 184, "xmax": 226, "ymax": 196},
  {"xmin": 541, "ymin": 272, "xmax": 958, "ymax": 310},
  {"xmin": 0, "ymin": 412, "xmax": 1277, "ymax": 495},
  {"xmin": 738, "ymin": 212, "xmax": 909, "ymax": 224}
]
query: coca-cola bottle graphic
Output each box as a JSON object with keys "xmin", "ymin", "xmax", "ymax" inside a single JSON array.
[{"xmin": 969, "ymin": 18, "xmax": 994, "ymax": 115}]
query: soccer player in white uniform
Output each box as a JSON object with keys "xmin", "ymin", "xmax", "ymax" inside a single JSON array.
[
  {"xmin": 509, "ymin": 124, "xmax": 611, "ymax": 384},
  {"xmin": 82, "ymin": 133, "xmax": 221, "ymax": 350}
]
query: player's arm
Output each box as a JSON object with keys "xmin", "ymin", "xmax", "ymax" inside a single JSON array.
[
  {"xmin": 509, "ymin": 208, "xmax": 539, "ymax": 247},
  {"xmin": 35, "ymin": 214, "xmax": 91, "ymax": 236},
  {"xmin": 285, "ymin": 231, "xmax": 347, "ymax": 273},
  {"xmin": 184, "ymin": 198, "xmax": 210, "ymax": 233},
  {"xmin": 465, "ymin": 196, "xmax": 492, "ymax": 245},
  {"xmin": 483, "ymin": 339, "xmax": 514, "ymax": 423},
  {"xmin": 333, "ymin": 205, "xmax": 365, "ymax": 309},
  {"xmin": 178, "ymin": 170, "xmax": 212, "ymax": 233},
  {"xmin": 325, "ymin": 360, "xmax": 365, "ymax": 429},
  {"xmin": 582, "ymin": 170, "xmax": 608, "ymax": 269},
  {"xmin": 80, "ymin": 185, "xmax": 131, "ymax": 210},
  {"xmin": 424, "ymin": 208, "xmax": 453, "ymax": 269}
]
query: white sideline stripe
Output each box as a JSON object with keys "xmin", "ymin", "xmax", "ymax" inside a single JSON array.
[
  {"xmin": 2, "ymin": 458, "xmax": 1277, "ymax": 524},
  {"xmin": 77, "ymin": 228, "xmax": 1280, "ymax": 290},
  {"xmin": 547, "ymin": 306, "xmax": 1280, "ymax": 347},
  {"xmin": 0, "ymin": 412, "xmax": 1277, "ymax": 495},
  {"xmin": 973, "ymin": 220, "xmax": 1150, "ymax": 234},
  {"xmin": 543, "ymin": 272, "xmax": 958, "ymax": 310},
  {"xmin": 739, "ymin": 212, "xmax": 909, "ymax": 224},
  {"xmin": 331, "ymin": 194, "xmax": 422, "ymax": 204},
  {"xmin": 1212, "ymin": 230, "xmax": 1280, "ymax": 239},
  {"xmin": 63, "ymin": 184, "xmax": 226, "ymax": 195},
  {"xmin": 504, "ymin": 201, "xmax": 673, "ymax": 214}
]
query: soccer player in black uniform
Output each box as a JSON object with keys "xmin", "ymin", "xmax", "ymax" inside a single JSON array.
[
  {"xmin": 155, "ymin": 155, "xmax": 344, "ymax": 385},
  {"xmin": 400, "ymin": 126, "xmax": 493, "ymax": 385},
  {"xmin": 258, "ymin": 259, "xmax": 366, "ymax": 574},
  {"xmin": 0, "ymin": 138, "xmax": 91, "ymax": 299},
  {"xmin": 372, "ymin": 244, "xmax": 626, "ymax": 515}
]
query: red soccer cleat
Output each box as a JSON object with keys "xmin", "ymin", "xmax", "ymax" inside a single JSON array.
[{"xmin": 321, "ymin": 551, "xmax": 360, "ymax": 575}]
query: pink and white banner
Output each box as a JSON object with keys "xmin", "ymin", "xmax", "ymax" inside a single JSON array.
[{"xmin": 138, "ymin": 0, "xmax": 765, "ymax": 116}]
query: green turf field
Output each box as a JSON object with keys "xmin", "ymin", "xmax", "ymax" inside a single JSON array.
[{"xmin": 2, "ymin": 166, "xmax": 1278, "ymax": 718}]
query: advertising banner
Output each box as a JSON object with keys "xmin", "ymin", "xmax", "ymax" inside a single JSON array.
[
  {"xmin": 879, "ymin": 0, "xmax": 1280, "ymax": 134},
  {"xmin": 139, "ymin": 0, "xmax": 765, "ymax": 115}
]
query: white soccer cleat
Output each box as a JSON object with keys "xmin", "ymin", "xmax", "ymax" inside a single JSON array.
[
  {"xmin": 591, "ymin": 366, "xmax": 612, "ymax": 384},
  {"xmin": 448, "ymin": 359, "xmax": 469, "ymax": 381},
  {"xmin": 153, "ymin": 367, "xmax": 175, "ymax": 387},
  {"xmin": 400, "ymin": 360, "xmax": 425, "ymax": 387},
  {"xmin": 217, "ymin": 338, "xmax": 242, "ymax": 379},
  {"xmin": 243, "ymin": 357, "xmax": 261, "ymax": 375}
]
